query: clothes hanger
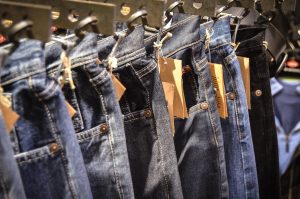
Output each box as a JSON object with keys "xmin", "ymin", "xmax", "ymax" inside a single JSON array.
[
  {"xmin": 0, "ymin": 1, "xmax": 52, "ymax": 44},
  {"xmin": 165, "ymin": 1, "xmax": 185, "ymax": 24},
  {"xmin": 0, "ymin": 1, "xmax": 52, "ymax": 55},
  {"xmin": 99, "ymin": 0, "xmax": 166, "ymax": 29},
  {"xmin": 165, "ymin": 0, "xmax": 217, "ymax": 19},
  {"xmin": 258, "ymin": 0, "xmax": 290, "ymax": 76},
  {"xmin": 74, "ymin": 16, "xmax": 100, "ymax": 41}
]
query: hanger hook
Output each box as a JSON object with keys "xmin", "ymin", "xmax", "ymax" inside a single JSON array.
[
  {"xmin": 8, "ymin": 20, "xmax": 33, "ymax": 43},
  {"xmin": 126, "ymin": 10, "xmax": 148, "ymax": 33},
  {"xmin": 165, "ymin": 1, "xmax": 184, "ymax": 24},
  {"xmin": 74, "ymin": 16, "xmax": 99, "ymax": 40},
  {"xmin": 275, "ymin": 52, "xmax": 289, "ymax": 76}
]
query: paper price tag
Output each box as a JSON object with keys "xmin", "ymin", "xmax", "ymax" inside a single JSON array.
[
  {"xmin": 209, "ymin": 63, "xmax": 228, "ymax": 118},
  {"xmin": 65, "ymin": 101, "xmax": 76, "ymax": 118},
  {"xmin": 158, "ymin": 57, "xmax": 188, "ymax": 119},
  {"xmin": 112, "ymin": 75, "xmax": 126, "ymax": 101},
  {"xmin": 0, "ymin": 93, "xmax": 19, "ymax": 133},
  {"xmin": 237, "ymin": 56, "xmax": 251, "ymax": 109}
]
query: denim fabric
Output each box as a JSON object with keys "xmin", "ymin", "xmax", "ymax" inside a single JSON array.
[
  {"xmin": 0, "ymin": 114, "xmax": 27, "ymax": 199},
  {"xmin": 144, "ymin": 14, "xmax": 229, "ymax": 199},
  {"xmin": 280, "ymin": 146, "xmax": 300, "ymax": 199},
  {"xmin": 234, "ymin": 27, "xmax": 281, "ymax": 199},
  {"xmin": 203, "ymin": 16, "xmax": 259, "ymax": 199},
  {"xmin": 1, "ymin": 40, "xmax": 93, "ymax": 199},
  {"xmin": 46, "ymin": 33, "xmax": 135, "ymax": 199},
  {"xmin": 95, "ymin": 26, "xmax": 183, "ymax": 199}
]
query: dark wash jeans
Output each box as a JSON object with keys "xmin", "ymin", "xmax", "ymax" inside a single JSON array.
[
  {"xmin": 144, "ymin": 14, "xmax": 229, "ymax": 199},
  {"xmin": 281, "ymin": 146, "xmax": 300, "ymax": 199},
  {"xmin": 204, "ymin": 16, "xmax": 260, "ymax": 199},
  {"xmin": 0, "ymin": 114, "xmax": 27, "ymax": 199},
  {"xmin": 234, "ymin": 26, "xmax": 281, "ymax": 199},
  {"xmin": 1, "ymin": 40, "xmax": 93, "ymax": 199},
  {"xmin": 46, "ymin": 33, "xmax": 135, "ymax": 199},
  {"xmin": 94, "ymin": 26, "xmax": 183, "ymax": 199}
]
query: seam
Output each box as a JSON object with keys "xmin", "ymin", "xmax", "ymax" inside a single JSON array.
[
  {"xmin": 221, "ymin": 50, "xmax": 248, "ymax": 199},
  {"xmin": 124, "ymin": 116, "xmax": 145, "ymax": 123},
  {"xmin": 76, "ymin": 125, "xmax": 107, "ymax": 142},
  {"xmin": 35, "ymin": 81, "xmax": 60, "ymax": 100},
  {"xmin": 130, "ymin": 64, "xmax": 151, "ymax": 108},
  {"xmin": 123, "ymin": 109, "xmax": 146, "ymax": 121},
  {"xmin": 165, "ymin": 40, "xmax": 202, "ymax": 58},
  {"xmin": 189, "ymin": 71, "xmax": 199, "ymax": 101},
  {"xmin": 69, "ymin": 89, "xmax": 85, "ymax": 132},
  {"xmin": 136, "ymin": 60, "xmax": 155, "ymax": 77},
  {"xmin": 136, "ymin": 60, "xmax": 157, "ymax": 79},
  {"xmin": 144, "ymin": 15, "xmax": 198, "ymax": 43},
  {"xmin": 71, "ymin": 54, "xmax": 97, "ymax": 65},
  {"xmin": 117, "ymin": 48, "xmax": 145, "ymax": 64},
  {"xmin": 84, "ymin": 67, "xmax": 107, "ymax": 116},
  {"xmin": 88, "ymin": 70, "xmax": 110, "ymax": 86},
  {"xmin": 28, "ymin": 77, "xmax": 78, "ymax": 199},
  {"xmin": 194, "ymin": 49, "xmax": 223, "ymax": 196},
  {"xmin": 17, "ymin": 152, "xmax": 52, "ymax": 165},
  {"xmin": 117, "ymin": 51, "xmax": 147, "ymax": 67},
  {"xmin": 151, "ymin": 117, "xmax": 170, "ymax": 199},
  {"xmin": 188, "ymin": 103, "xmax": 204, "ymax": 115},
  {"xmin": 107, "ymin": 115, "xmax": 125, "ymax": 199},
  {"xmin": 121, "ymin": 93, "xmax": 131, "ymax": 115},
  {"xmin": 85, "ymin": 69, "xmax": 124, "ymax": 198},
  {"xmin": 130, "ymin": 62, "xmax": 170, "ymax": 197},
  {"xmin": 0, "ymin": 177, "xmax": 9, "ymax": 199},
  {"xmin": 209, "ymin": 42, "xmax": 231, "ymax": 52},
  {"xmin": 12, "ymin": 129, "xmax": 20, "ymax": 154},
  {"xmin": 1, "ymin": 68, "xmax": 45, "ymax": 86}
]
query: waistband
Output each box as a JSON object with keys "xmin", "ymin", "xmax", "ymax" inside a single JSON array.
[
  {"xmin": 97, "ymin": 25, "xmax": 148, "ymax": 67},
  {"xmin": 200, "ymin": 16, "xmax": 232, "ymax": 50},
  {"xmin": 1, "ymin": 40, "xmax": 45, "ymax": 86},
  {"xmin": 233, "ymin": 26, "xmax": 266, "ymax": 54},
  {"xmin": 144, "ymin": 14, "xmax": 232, "ymax": 57},
  {"xmin": 46, "ymin": 33, "xmax": 99, "ymax": 73},
  {"xmin": 144, "ymin": 14, "xmax": 202, "ymax": 57}
]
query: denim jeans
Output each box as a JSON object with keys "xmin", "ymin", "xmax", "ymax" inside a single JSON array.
[
  {"xmin": 144, "ymin": 14, "xmax": 229, "ymax": 199},
  {"xmin": 0, "ymin": 114, "xmax": 27, "ymax": 199},
  {"xmin": 1, "ymin": 40, "xmax": 93, "ymax": 199},
  {"xmin": 46, "ymin": 33, "xmax": 135, "ymax": 199},
  {"xmin": 280, "ymin": 146, "xmax": 300, "ymax": 199},
  {"xmin": 234, "ymin": 26, "xmax": 281, "ymax": 199},
  {"xmin": 95, "ymin": 26, "xmax": 183, "ymax": 199},
  {"xmin": 204, "ymin": 16, "xmax": 260, "ymax": 199}
]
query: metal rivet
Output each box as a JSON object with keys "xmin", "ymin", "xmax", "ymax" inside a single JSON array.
[
  {"xmin": 100, "ymin": 124, "xmax": 109, "ymax": 133},
  {"xmin": 200, "ymin": 102, "xmax": 209, "ymax": 110},
  {"xmin": 111, "ymin": 176, "xmax": 116, "ymax": 184},
  {"xmin": 49, "ymin": 143, "xmax": 60, "ymax": 153},
  {"xmin": 255, "ymin": 90, "xmax": 262, "ymax": 97},
  {"xmin": 144, "ymin": 110, "xmax": 152, "ymax": 118},
  {"xmin": 228, "ymin": 92, "xmax": 236, "ymax": 100}
]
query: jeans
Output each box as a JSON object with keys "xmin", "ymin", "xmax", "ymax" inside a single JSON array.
[
  {"xmin": 281, "ymin": 146, "xmax": 300, "ymax": 199},
  {"xmin": 204, "ymin": 16, "xmax": 260, "ymax": 199},
  {"xmin": 1, "ymin": 40, "xmax": 93, "ymax": 199},
  {"xmin": 144, "ymin": 13, "xmax": 229, "ymax": 199},
  {"xmin": 46, "ymin": 33, "xmax": 135, "ymax": 199},
  {"xmin": 0, "ymin": 114, "xmax": 27, "ymax": 199},
  {"xmin": 96, "ymin": 26, "xmax": 184, "ymax": 199},
  {"xmin": 234, "ymin": 26, "xmax": 281, "ymax": 199}
]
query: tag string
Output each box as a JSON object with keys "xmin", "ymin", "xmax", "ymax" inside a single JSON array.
[{"xmin": 154, "ymin": 32, "xmax": 172, "ymax": 62}]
